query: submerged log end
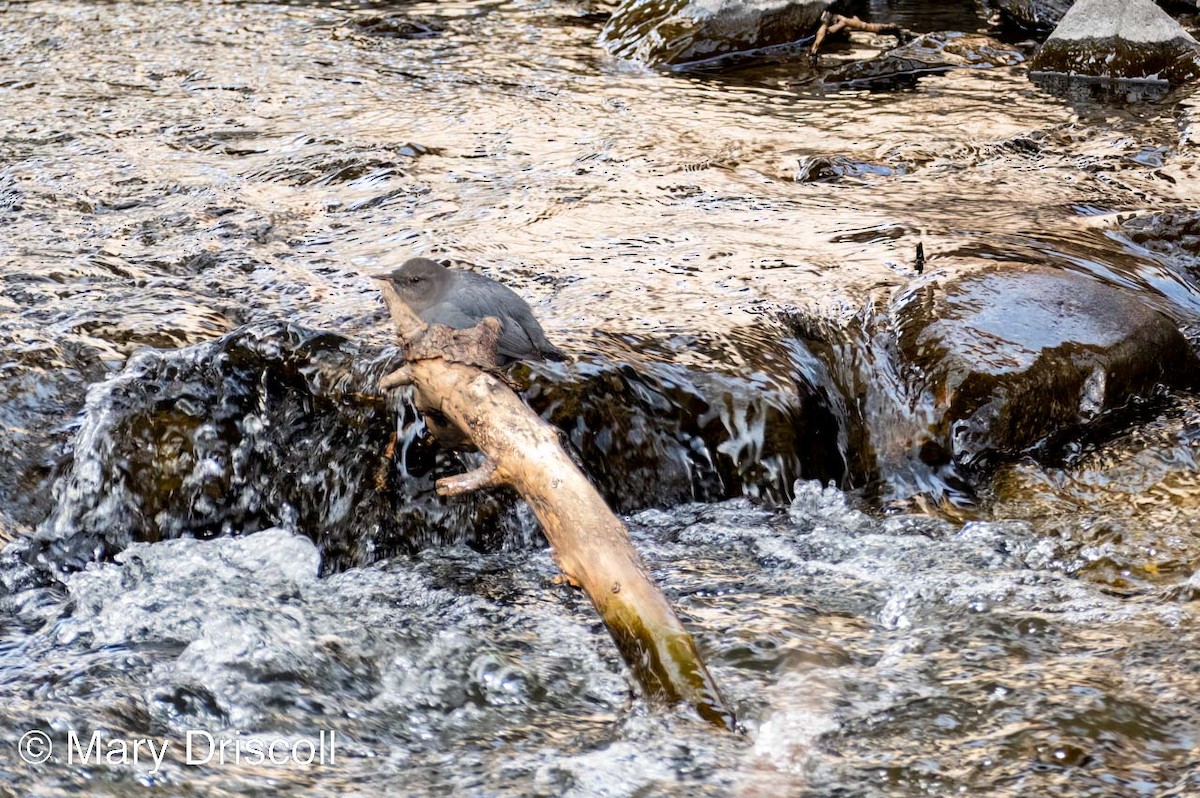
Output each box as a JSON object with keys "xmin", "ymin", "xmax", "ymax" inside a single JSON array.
[{"xmin": 604, "ymin": 593, "xmax": 737, "ymax": 731}]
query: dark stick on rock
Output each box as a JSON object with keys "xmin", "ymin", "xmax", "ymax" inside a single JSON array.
[{"xmin": 809, "ymin": 11, "xmax": 913, "ymax": 61}]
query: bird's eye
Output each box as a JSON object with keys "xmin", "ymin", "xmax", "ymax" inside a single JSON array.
[{"xmin": 409, "ymin": 276, "xmax": 421, "ymax": 284}]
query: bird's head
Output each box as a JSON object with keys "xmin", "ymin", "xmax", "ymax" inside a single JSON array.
[{"xmin": 372, "ymin": 257, "xmax": 449, "ymax": 311}]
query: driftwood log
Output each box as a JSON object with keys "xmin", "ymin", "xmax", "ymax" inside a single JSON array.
[
  {"xmin": 810, "ymin": 12, "xmax": 913, "ymax": 59},
  {"xmin": 374, "ymin": 279, "xmax": 736, "ymax": 730}
]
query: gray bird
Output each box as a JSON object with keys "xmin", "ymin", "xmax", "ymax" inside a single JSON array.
[{"xmin": 373, "ymin": 257, "xmax": 566, "ymax": 364}]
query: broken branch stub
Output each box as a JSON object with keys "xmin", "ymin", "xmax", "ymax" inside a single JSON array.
[{"xmin": 374, "ymin": 279, "xmax": 735, "ymax": 730}]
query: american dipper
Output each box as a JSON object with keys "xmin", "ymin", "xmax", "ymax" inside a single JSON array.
[{"xmin": 374, "ymin": 257, "xmax": 566, "ymax": 364}]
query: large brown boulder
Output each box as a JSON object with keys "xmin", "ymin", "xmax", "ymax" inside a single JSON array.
[
  {"xmin": 795, "ymin": 265, "xmax": 1200, "ymax": 504},
  {"xmin": 894, "ymin": 267, "xmax": 1198, "ymax": 473}
]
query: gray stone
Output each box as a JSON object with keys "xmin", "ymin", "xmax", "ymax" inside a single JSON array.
[
  {"xmin": 990, "ymin": 0, "xmax": 1200, "ymax": 34},
  {"xmin": 1051, "ymin": 0, "xmax": 1193, "ymax": 42},
  {"xmin": 1030, "ymin": 0, "xmax": 1200, "ymax": 84},
  {"xmin": 599, "ymin": 0, "xmax": 844, "ymax": 66}
]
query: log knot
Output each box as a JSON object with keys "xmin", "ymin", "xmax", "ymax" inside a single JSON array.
[{"xmin": 405, "ymin": 317, "xmax": 503, "ymax": 371}]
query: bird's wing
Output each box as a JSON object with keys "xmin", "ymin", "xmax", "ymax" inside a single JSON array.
[
  {"xmin": 447, "ymin": 274, "xmax": 528, "ymax": 318},
  {"xmin": 507, "ymin": 307, "xmax": 566, "ymax": 361},
  {"xmin": 448, "ymin": 275, "xmax": 558, "ymax": 361},
  {"xmin": 422, "ymin": 298, "xmax": 541, "ymax": 362},
  {"xmin": 500, "ymin": 316, "xmax": 546, "ymax": 362},
  {"xmin": 420, "ymin": 302, "xmax": 479, "ymax": 329}
]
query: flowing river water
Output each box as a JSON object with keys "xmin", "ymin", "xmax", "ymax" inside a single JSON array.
[{"xmin": 1, "ymin": 0, "xmax": 1199, "ymax": 795}]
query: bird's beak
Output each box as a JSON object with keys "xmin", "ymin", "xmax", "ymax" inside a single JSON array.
[{"xmin": 368, "ymin": 272, "xmax": 392, "ymax": 282}]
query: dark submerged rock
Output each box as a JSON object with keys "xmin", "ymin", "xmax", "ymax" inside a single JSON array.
[
  {"xmin": 987, "ymin": 0, "xmax": 1073, "ymax": 34},
  {"xmin": 32, "ymin": 324, "xmax": 415, "ymax": 574},
  {"xmin": 1122, "ymin": 210, "xmax": 1200, "ymax": 264},
  {"xmin": 795, "ymin": 155, "xmax": 899, "ymax": 182},
  {"xmin": 29, "ymin": 322, "xmax": 843, "ymax": 575},
  {"xmin": 599, "ymin": 0, "xmax": 850, "ymax": 66},
  {"xmin": 351, "ymin": 15, "xmax": 442, "ymax": 40},
  {"xmin": 1030, "ymin": 0, "xmax": 1200, "ymax": 86},
  {"xmin": 0, "ymin": 338, "xmax": 105, "ymax": 528},
  {"xmin": 822, "ymin": 31, "xmax": 1023, "ymax": 87},
  {"xmin": 530, "ymin": 335, "xmax": 845, "ymax": 510}
]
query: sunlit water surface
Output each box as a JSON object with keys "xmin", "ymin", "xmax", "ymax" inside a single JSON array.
[{"xmin": 1, "ymin": 1, "xmax": 1198, "ymax": 795}]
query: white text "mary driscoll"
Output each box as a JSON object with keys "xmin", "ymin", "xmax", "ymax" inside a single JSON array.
[{"xmin": 65, "ymin": 730, "xmax": 337, "ymax": 773}]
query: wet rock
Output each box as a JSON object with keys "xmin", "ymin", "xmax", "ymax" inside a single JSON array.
[
  {"xmin": 795, "ymin": 155, "xmax": 898, "ymax": 182},
  {"xmin": 893, "ymin": 267, "xmax": 1198, "ymax": 474},
  {"xmin": 1121, "ymin": 210, "xmax": 1200, "ymax": 270},
  {"xmin": 822, "ymin": 31, "xmax": 1023, "ymax": 87},
  {"xmin": 29, "ymin": 322, "xmax": 843, "ymax": 574},
  {"xmin": 244, "ymin": 144, "xmax": 431, "ymax": 187},
  {"xmin": 1030, "ymin": 0, "xmax": 1200, "ymax": 86},
  {"xmin": 345, "ymin": 14, "xmax": 443, "ymax": 40},
  {"xmin": 529, "ymin": 340, "xmax": 844, "ymax": 511},
  {"xmin": 987, "ymin": 0, "xmax": 1073, "ymax": 33},
  {"xmin": 30, "ymin": 324, "xmax": 412, "ymax": 574},
  {"xmin": 795, "ymin": 266, "xmax": 1199, "ymax": 504},
  {"xmin": 599, "ymin": 0, "xmax": 852, "ymax": 66},
  {"xmin": 988, "ymin": 1, "xmax": 1200, "ymax": 38},
  {"xmin": 0, "ymin": 332, "xmax": 107, "ymax": 527},
  {"xmin": 0, "ymin": 259, "xmax": 239, "ymax": 530}
]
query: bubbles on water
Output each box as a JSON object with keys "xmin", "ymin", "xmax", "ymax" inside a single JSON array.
[{"xmin": 2, "ymin": 480, "xmax": 1199, "ymax": 795}]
